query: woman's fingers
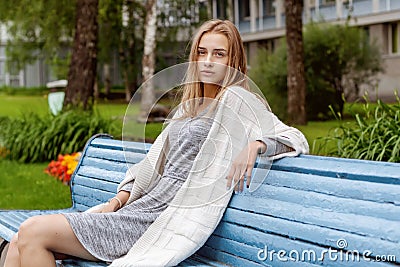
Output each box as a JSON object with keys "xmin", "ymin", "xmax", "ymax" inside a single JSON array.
[{"xmin": 227, "ymin": 141, "xmax": 261, "ymax": 192}]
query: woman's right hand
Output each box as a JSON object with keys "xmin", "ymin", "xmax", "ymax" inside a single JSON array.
[
  {"xmin": 99, "ymin": 199, "xmax": 120, "ymax": 213},
  {"xmin": 87, "ymin": 191, "xmax": 129, "ymax": 213}
]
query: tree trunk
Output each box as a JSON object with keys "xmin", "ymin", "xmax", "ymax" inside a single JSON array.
[
  {"xmin": 64, "ymin": 0, "xmax": 99, "ymax": 110},
  {"xmin": 119, "ymin": 0, "xmax": 138, "ymax": 103},
  {"xmin": 138, "ymin": 0, "xmax": 157, "ymax": 123},
  {"xmin": 103, "ymin": 63, "xmax": 111, "ymax": 97},
  {"xmin": 285, "ymin": 0, "xmax": 307, "ymax": 125}
]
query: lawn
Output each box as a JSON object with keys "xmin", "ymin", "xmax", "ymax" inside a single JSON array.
[
  {"xmin": 0, "ymin": 160, "xmax": 72, "ymax": 209},
  {"xmin": 0, "ymin": 93, "xmax": 346, "ymax": 209}
]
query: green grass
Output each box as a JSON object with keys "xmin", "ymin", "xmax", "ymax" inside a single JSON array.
[
  {"xmin": 295, "ymin": 119, "xmax": 345, "ymax": 155},
  {"xmin": 0, "ymin": 159, "xmax": 72, "ymax": 209}
]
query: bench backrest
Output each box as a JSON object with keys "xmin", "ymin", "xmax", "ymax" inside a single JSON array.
[{"xmin": 71, "ymin": 135, "xmax": 400, "ymax": 266}]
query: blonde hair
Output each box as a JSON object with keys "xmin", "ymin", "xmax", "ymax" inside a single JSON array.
[{"xmin": 179, "ymin": 19, "xmax": 249, "ymax": 118}]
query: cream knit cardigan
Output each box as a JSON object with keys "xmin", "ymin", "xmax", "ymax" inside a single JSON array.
[{"xmin": 108, "ymin": 86, "xmax": 309, "ymax": 266}]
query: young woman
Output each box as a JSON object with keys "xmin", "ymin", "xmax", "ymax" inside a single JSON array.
[{"xmin": 4, "ymin": 19, "xmax": 308, "ymax": 267}]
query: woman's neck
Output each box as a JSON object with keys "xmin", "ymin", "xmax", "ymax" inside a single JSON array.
[{"xmin": 203, "ymin": 83, "xmax": 219, "ymax": 99}]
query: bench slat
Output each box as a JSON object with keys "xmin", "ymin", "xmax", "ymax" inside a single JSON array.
[
  {"xmin": 228, "ymin": 195, "xmax": 400, "ymax": 243},
  {"xmin": 72, "ymin": 185, "xmax": 114, "ymax": 206},
  {"xmin": 81, "ymin": 157, "xmax": 128, "ymax": 173},
  {"xmin": 262, "ymin": 169, "xmax": 400, "ymax": 205},
  {"xmin": 0, "ymin": 224, "xmax": 16, "ymax": 242},
  {"xmin": 273, "ymin": 155, "xmax": 400, "ymax": 184},
  {"xmin": 62, "ymin": 259, "xmax": 108, "ymax": 267},
  {"xmin": 90, "ymin": 138, "xmax": 151, "ymax": 153},
  {"xmin": 245, "ymin": 181, "xmax": 400, "ymax": 221},
  {"xmin": 209, "ymin": 224, "xmax": 394, "ymax": 266},
  {"xmin": 197, "ymin": 246, "xmax": 265, "ymax": 267},
  {"xmin": 73, "ymin": 175, "xmax": 118, "ymax": 194},
  {"xmin": 75, "ymin": 166, "xmax": 125, "ymax": 184},
  {"xmin": 85, "ymin": 147, "xmax": 146, "ymax": 165},
  {"xmin": 219, "ymin": 209, "xmax": 400, "ymax": 262}
]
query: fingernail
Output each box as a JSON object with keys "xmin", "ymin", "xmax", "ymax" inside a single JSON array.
[
  {"xmin": 226, "ymin": 186, "xmax": 230, "ymax": 191},
  {"xmin": 246, "ymin": 185, "xmax": 249, "ymax": 188}
]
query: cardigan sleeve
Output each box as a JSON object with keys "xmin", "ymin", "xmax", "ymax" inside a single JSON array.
[
  {"xmin": 257, "ymin": 138, "xmax": 294, "ymax": 157},
  {"xmin": 263, "ymin": 112, "xmax": 309, "ymax": 160}
]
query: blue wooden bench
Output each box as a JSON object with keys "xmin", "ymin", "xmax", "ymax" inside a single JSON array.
[{"xmin": 0, "ymin": 134, "xmax": 399, "ymax": 266}]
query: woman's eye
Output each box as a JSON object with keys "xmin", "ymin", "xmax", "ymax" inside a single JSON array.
[
  {"xmin": 215, "ymin": 52, "xmax": 226, "ymax": 57},
  {"xmin": 197, "ymin": 50, "xmax": 206, "ymax": 56}
]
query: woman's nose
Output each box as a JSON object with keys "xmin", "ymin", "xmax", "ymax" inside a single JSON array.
[{"xmin": 204, "ymin": 54, "xmax": 214, "ymax": 66}]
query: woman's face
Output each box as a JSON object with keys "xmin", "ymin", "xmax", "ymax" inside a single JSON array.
[{"xmin": 197, "ymin": 32, "xmax": 229, "ymax": 86}]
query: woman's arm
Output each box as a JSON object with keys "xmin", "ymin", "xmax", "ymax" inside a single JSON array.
[{"xmin": 98, "ymin": 190, "xmax": 130, "ymax": 213}]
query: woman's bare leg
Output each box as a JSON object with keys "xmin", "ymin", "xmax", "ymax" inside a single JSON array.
[
  {"xmin": 14, "ymin": 214, "xmax": 99, "ymax": 267},
  {"xmin": 3, "ymin": 234, "xmax": 20, "ymax": 267}
]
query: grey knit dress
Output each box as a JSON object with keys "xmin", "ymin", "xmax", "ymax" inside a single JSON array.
[{"xmin": 63, "ymin": 109, "xmax": 214, "ymax": 262}]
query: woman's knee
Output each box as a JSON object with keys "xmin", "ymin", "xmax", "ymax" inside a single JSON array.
[{"xmin": 18, "ymin": 215, "xmax": 47, "ymax": 248}]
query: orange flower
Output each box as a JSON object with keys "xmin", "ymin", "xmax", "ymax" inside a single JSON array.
[{"xmin": 45, "ymin": 152, "xmax": 81, "ymax": 184}]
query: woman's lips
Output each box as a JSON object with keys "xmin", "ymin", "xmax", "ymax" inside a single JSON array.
[{"xmin": 200, "ymin": 70, "xmax": 215, "ymax": 76}]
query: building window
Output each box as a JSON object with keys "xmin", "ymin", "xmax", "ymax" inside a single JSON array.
[
  {"xmin": 240, "ymin": 0, "xmax": 250, "ymax": 20},
  {"xmin": 321, "ymin": 0, "xmax": 335, "ymax": 5},
  {"xmin": 216, "ymin": 0, "xmax": 227, "ymax": 19},
  {"xmin": 391, "ymin": 23, "xmax": 398, "ymax": 54},
  {"xmin": 263, "ymin": 0, "xmax": 275, "ymax": 16}
]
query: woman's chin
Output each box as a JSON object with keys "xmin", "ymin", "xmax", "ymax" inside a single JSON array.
[{"xmin": 199, "ymin": 78, "xmax": 221, "ymax": 87}]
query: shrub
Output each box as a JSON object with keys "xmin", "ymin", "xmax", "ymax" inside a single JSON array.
[
  {"xmin": 0, "ymin": 110, "xmax": 117, "ymax": 163},
  {"xmin": 319, "ymin": 95, "xmax": 400, "ymax": 162}
]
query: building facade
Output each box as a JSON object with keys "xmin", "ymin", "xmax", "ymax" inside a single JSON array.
[{"xmin": 210, "ymin": 0, "xmax": 400, "ymax": 101}]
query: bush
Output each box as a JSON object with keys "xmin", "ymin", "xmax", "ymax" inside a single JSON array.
[
  {"xmin": 0, "ymin": 85, "xmax": 49, "ymax": 96},
  {"xmin": 319, "ymin": 96, "xmax": 400, "ymax": 162},
  {"xmin": 249, "ymin": 22, "xmax": 383, "ymax": 121},
  {"xmin": 0, "ymin": 110, "xmax": 117, "ymax": 163}
]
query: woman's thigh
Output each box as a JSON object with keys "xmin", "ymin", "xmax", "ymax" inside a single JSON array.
[{"xmin": 18, "ymin": 214, "xmax": 99, "ymax": 261}]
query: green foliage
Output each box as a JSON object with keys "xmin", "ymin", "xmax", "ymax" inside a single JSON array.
[
  {"xmin": 0, "ymin": 0, "xmax": 76, "ymax": 75},
  {"xmin": 249, "ymin": 22, "xmax": 383, "ymax": 121},
  {"xmin": 319, "ymin": 96, "xmax": 400, "ymax": 162},
  {"xmin": 249, "ymin": 48, "xmax": 288, "ymax": 120},
  {"xmin": 0, "ymin": 110, "xmax": 117, "ymax": 163},
  {"xmin": 0, "ymin": 85, "xmax": 48, "ymax": 95}
]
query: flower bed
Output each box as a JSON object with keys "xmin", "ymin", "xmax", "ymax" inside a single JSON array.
[{"xmin": 45, "ymin": 152, "xmax": 81, "ymax": 184}]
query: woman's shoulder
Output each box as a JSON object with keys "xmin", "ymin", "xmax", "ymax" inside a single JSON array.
[{"xmin": 222, "ymin": 86, "xmax": 269, "ymax": 109}]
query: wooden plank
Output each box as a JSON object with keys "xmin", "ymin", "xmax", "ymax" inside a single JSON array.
[
  {"xmin": 90, "ymin": 138, "xmax": 151, "ymax": 153},
  {"xmin": 227, "ymin": 196, "xmax": 400, "ymax": 243},
  {"xmin": 218, "ymin": 209, "xmax": 400, "ymax": 262},
  {"xmin": 179, "ymin": 257, "xmax": 219, "ymax": 266},
  {"xmin": 85, "ymin": 147, "xmax": 145, "ymax": 165},
  {"xmin": 72, "ymin": 185, "xmax": 114, "ymax": 205},
  {"xmin": 197, "ymin": 246, "xmax": 266, "ymax": 267},
  {"xmin": 0, "ymin": 224, "xmax": 16, "ymax": 241},
  {"xmin": 272, "ymin": 155, "xmax": 400, "ymax": 184},
  {"xmin": 257, "ymin": 169, "xmax": 400, "ymax": 205},
  {"xmin": 207, "ymin": 226, "xmax": 394, "ymax": 266},
  {"xmin": 239, "ymin": 181, "xmax": 400, "ymax": 221},
  {"xmin": 75, "ymin": 166, "xmax": 125, "ymax": 184},
  {"xmin": 81, "ymin": 157, "xmax": 128, "ymax": 173},
  {"xmin": 72, "ymin": 175, "xmax": 118, "ymax": 194},
  {"xmin": 183, "ymin": 254, "xmax": 231, "ymax": 266},
  {"xmin": 61, "ymin": 259, "xmax": 108, "ymax": 267}
]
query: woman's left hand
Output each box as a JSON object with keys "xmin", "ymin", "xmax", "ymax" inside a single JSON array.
[{"xmin": 226, "ymin": 141, "xmax": 266, "ymax": 193}]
